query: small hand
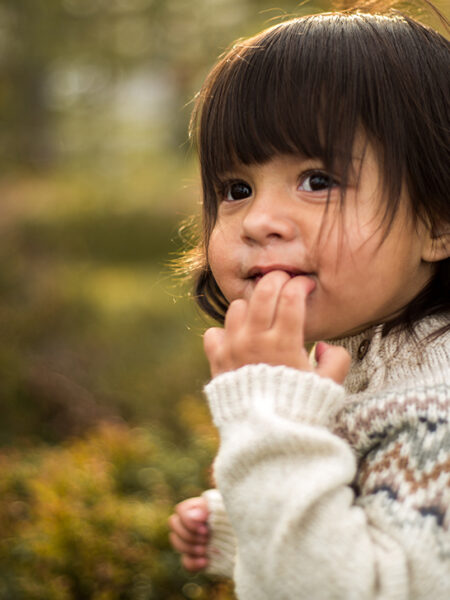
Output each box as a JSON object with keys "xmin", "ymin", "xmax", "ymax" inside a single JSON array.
[
  {"xmin": 168, "ymin": 497, "xmax": 210, "ymax": 572},
  {"xmin": 204, "ymin": 270, "xmax": 350, "ymax": 384}
]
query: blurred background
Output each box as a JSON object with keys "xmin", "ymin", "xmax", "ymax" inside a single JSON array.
[{"xmin": 0, "ymin": 1, "xmax": 446, "ymax": 598}]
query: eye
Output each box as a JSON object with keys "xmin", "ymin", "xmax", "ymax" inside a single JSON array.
[
  {"xmin": 298, "ymin": 171, "xmax": 337, "ymax": 193},
  {"xmin": 223, "ymin": 180, "xmax": 253, "ymax": 202}
]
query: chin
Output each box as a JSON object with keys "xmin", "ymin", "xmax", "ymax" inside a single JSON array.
[{"xmin": 305, "ymin": 323, "xmax": 338, "ymax": 344}]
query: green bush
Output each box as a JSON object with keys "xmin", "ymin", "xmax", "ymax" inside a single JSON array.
[{"xmin": 0, "ymin": 420, "xmax": 234, "ymax": 600}]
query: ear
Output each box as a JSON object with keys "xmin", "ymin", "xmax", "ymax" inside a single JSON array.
[{"xmin": 422, "ymin": 229, "xmax": 450, "ymax": 263}]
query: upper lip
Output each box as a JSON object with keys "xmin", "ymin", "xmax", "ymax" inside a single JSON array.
[{"xmin": 246, "ymin": 265, "xmax": 310, "ymax": 278}]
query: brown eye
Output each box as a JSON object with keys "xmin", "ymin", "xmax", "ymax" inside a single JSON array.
[
  {"xmin": 226, "ymin": 181, "xmax": 252, "ymax": 201},
  {"xmin": 299, "ymin": 171, "xmax": 337, "ymax": 192}
]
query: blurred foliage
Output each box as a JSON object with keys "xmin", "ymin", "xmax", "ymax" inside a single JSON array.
[
  {"xmin": 0, "ymin": 159, "xmax": 209, "ymax": 446},
  {"xmin": 0, "ymin": 0, "xmax": 447, "ymax": 598},
  {"xmin": 0, "ymin": 421, "xmax": 234, "ymax": 599},
  {"xmin": 0, "ymin": 0, "xmax": 316, "ymax": 169}
]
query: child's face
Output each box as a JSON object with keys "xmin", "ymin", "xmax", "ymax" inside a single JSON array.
[{"xmin": 207, "ymin": 142, "xmax": 435, "ymax": 342}]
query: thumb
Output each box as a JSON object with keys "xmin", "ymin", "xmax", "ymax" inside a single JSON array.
[{"xmin": 314, "ymin": 341, "xmax": 351, "ymax": 385}]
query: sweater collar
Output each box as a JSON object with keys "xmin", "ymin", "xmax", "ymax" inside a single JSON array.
[{"xmin": 325, "ymin": 315, "xmax": 449, "ymax": 395}]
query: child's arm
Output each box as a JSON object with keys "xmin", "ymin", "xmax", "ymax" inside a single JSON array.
[{"xmin": 203, "ymin": 273, "xmax": 449, "ymax": 599}]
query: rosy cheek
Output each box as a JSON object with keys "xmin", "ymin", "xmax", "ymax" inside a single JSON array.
[
  {"xmin": 208, "ymin": 254, "xmax": 223, "ymax": 286},
  {"xmin": 207, "ymin": 232, "xmax": 221, "ymax": 271},
  {"xmin": 207, "ymin": 245, "xmax": 227, "ymax": 288}
]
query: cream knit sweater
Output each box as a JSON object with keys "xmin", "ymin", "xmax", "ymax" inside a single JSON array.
[{"xmin": 201, "ymin": 315, "xmax": 450, "ymax": 600}]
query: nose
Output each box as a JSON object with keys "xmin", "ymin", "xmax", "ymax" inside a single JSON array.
[{"xmin": 241, "ymin": 191, "xmax": 297, "ymax": 245}]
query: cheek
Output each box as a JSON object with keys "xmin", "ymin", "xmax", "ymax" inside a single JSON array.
[
  {"xmin": 315, "ymin": 222, "xmax": 378, "ymax": 284},
  {"xmin": 207, "ymin": 228, "xmax": 223, "ymax": 274},
  {"xmin": 207, "ymin": 229, "xmax": 230, "ymax": 288},
  {"xmin": 207, "ymin": 227, "xmax": 242, "ymax": 301}
]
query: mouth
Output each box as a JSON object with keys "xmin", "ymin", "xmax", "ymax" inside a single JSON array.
[{"xmin": 246, "ymin": 265, "xmax": 312, "ymax": 283}]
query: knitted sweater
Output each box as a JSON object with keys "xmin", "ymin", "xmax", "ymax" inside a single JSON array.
[{"xmin": 201, "ymin": 315, "xmax": 450, "ymax": 600}]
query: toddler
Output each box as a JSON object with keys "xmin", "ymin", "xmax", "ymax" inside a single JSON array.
[{"xmin": 169, "ymin": 5, "xmax": 450, "ymax": 599}]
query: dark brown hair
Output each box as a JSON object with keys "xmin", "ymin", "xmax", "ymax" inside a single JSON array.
[{"xmin": 186, "ymin": 8, "xmax": 450, "ymax": 336}]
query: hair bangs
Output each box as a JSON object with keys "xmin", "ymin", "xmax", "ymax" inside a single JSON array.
[{"xmin": 194, "ymin": 17, "xmax": 373, "ymax": 190}]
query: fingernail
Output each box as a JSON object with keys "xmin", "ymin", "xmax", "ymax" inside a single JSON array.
[{"xmin": 187, "ymin": 508, "xmax": 206, "ymax": 521}]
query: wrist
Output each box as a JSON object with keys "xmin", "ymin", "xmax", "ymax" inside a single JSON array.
[{"xmin": 205, "ymin": 363, "xmax": 345, "ymax": 428}]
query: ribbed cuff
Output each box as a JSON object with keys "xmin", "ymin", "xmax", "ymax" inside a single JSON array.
[
  {"xmin": 202, "ymin": 489, "xmax": 236, "ymax": 579},
  {"xmin": 205, "ymin": 364, "xmax": 345, "ymax": 428}
]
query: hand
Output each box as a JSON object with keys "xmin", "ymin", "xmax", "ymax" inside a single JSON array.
[
  {"xmin": 168, "ymin": 497, "xmax": 210, "ymax": 572},
  {"xmin": 204, "ymin": 270, "xmax": 350, "ymax": 383}
]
